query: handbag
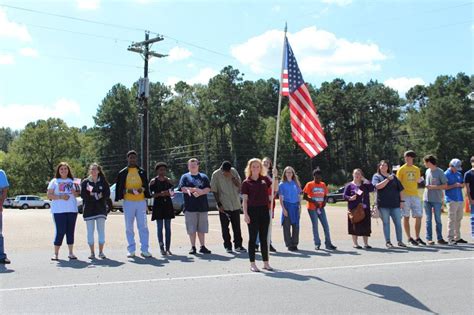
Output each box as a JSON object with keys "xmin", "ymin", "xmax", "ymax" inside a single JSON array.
[{"xmin": 349, "ymin": 203, "xmax": 365, "ymax": 224}]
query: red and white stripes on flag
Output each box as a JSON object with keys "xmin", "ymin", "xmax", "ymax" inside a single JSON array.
[{"xmin": 282, "ymin": 36, "xmax": 327, "ymax": 158}]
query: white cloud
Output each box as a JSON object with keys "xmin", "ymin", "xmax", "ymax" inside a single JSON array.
[
  {"xmin": 0, "ymin": 98, "xmax": 81, "ymax": 130},
  {"xmin": 321, "ymin": 0, "xmax": 352, "ymax": 6},
  {"xmin": 76, "ymin": 0, "xmax": 100, "ymax": 10},
  {"xmin": 168, "ymin": 46, "xmax": 192, "ymax": 62},
  {"xmin": 166, "ymin": 67, "xmax": 218, "ymax": 87},
  {"xmin": 19, "ymin": 47, "xmax": 39, "ymax": 58},
  {"xmin": 231, "ymin": 26, "xmax": 387, "ymax": 76},
  {"xmin": 384, "ymin": 77, "xmax": 425, "ymax": 96},
  {"xmin": 0, "ymin": 53, "xmax": 15, "ymax": 65},
  {"xmin": 0, "ymin": 8, "xmax": 32, "ymax": 42}
]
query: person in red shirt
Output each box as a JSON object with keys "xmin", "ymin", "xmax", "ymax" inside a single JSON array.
[
  {"xmin": 303, "ymin": 168, "xmax": 337, "ymax": 250},
  {"xmin": 241, "ymin": 158, "xmax": 275, "ymax": 272}
]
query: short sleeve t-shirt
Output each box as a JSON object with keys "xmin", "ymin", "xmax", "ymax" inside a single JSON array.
[
  {"xmin": 444, "ymin": 169, "xmax": 464, "ymax": 202},
  {"xmin": 124, "ymin": 167, "xmax": 145, "ymax": 201},
  {"xmin": 464, "ymin": 170, "xmax": 474, "ymax": 200},
  {"xmin": 47, "ymin": 178, "xmax": 78, "ymax": 213},
  {"xmin": 0, "ymin": 170, "xmax": 9, "ymax": 189},
  {"xmin": 278, "ymin": 180, "xmax": 301, "ymax": 204},
  {"xmin": 178, "ymin": 172, "xmax": 210, "ymax": 212},
  {"xmin": 423, "ymin": 167, "xmax": 448, "ymax": 203},
  {"xmin": 241, "ymin": 176, "xmax": 271, "ymax": 207},
  {"xmin": 372, "ymin": 173, "xmax": 404, "ymax": 208},
  {"xmin": 396, "ymin": 164, "xmax": 420, "ymax": 197},
  {"xmin": 303, "ymin": 181, "xmax": 328, "ymax": 210}
]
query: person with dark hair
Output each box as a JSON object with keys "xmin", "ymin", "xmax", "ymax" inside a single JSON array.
[
  {"xmin": 47, "ymin": 162, "xmax": 80, "ymax": 261},
  {"xmin": 464, "ymin": 156, "xmax": 474, "ymax": 241},
  {"xmin": 372, "ymin": 160, "xmax": 406, "ymax": 248},
  {"xmin": 343, "ymin": 168, "xmax": 375, "ymax": 249},
  {"xmin": 178, "ymin": 158, "xmax": 212, "ymax": 255},
  {"xmin": 423, "ymin": 154, "xmax": 448, "ymax": 245},
  {"xmin": 0, "ymin": 168, "xmax": 10, "ymax": 264},
  {"xmin": 445, "ymin": 158, "xmax": 466, "ymax": 245},
  {"xmin": 149, "ymin": 162, "xmax": 175, "ymax": 256},
  {"xmin": 303, "ymin": 168, "xmax": 337, "ymax": 250},
  {"xmin": 81, "ymin": 163, "xmax": 110, "ymax": 259},
  {"xmin": 396, "ymin": 150, "xmax": 426, "ymax": 246},
  {"xmin": 115, "ymin": 151, "xmax": 152, "ymax": 258},
  {"xmin": 211, "ymin": 161, "xmax": 246, "ymax": 253}
]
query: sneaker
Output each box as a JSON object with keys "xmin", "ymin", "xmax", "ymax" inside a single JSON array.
[
  {"xmin": 408, "ymin": 238, "xmax": 419, "ymax": 246},
  {"xmin": 398, "ymin": 242, "xmax": 407, "ymax": 248},
  {"xmin": 416, "ymin": 238, "xmax": 426, "ymax": 246},
  {"xmin": 437, "ymin": 239, "xmax": 448, "ymax": 245},
  {"xmin": 255, "ymin": 245, "xmax": 259, "ymax": 252},
  {"xmin": 189, "ymin": 246, "xmax": 197, "ymax": 254},
  {"xmin": 315, "ymin": 245, "xmax": 321, "ymax": 250},
  {"xmin": 456, "ymin": 239, "xmax": 467, "ymax": 244},
  {"xmin": 269, "ymin": 245, "xmax": 277, "ymax": 252},
  {"xmin": 0, "ymin": 258, "xmax": 11, "ymax": 264},
  {"xmin": 225, "ymin": 247, "xmax": 233, "ymax": 253},
  {"xmin": 127, "ymin": 252, "xmax": 135, "ymax": 258},
  {"xmin": 141, "ymin": 251, "xmax": 152, "ymax": 258},
  {"xmin": 98, "ymin": 252, "xmax": 106, "ymax": 259},
  {"xmin": 160, "ymin": 248, "xmax": 167, "ymax": 256},
  {"xmin": 165, "ymin": 250, "xmax": 172, "ymax": 256},
  {"xmin": 326, "ymin": 244, "xmax": 337, "ymax": 250},
  {"xmin": 293, "ymin": 246, "xmax": 299, "ymax": 251},
  {"xmin": 386, "ymin": 242, "xmax": 394, "ymax": 248},
  {"xmin": 88, "ymin": 253, "xmax": 96, "ymax": 260},
  {"xmin": 448, "ymin": 240, "xmax": 457, "ymax": 245},
  {"xmin": 199, "ymin": 246, "xmax": 211, "ymax": 254},
  {"xmin": 288, "ymin": 246, "xmax": 296, "ymax": 251},
  {"xmin": 235, "ymin": 246, "xmax": 247, "ymax": 253},
  {"xmin": 427, "ymin": 240, "xmax": 435, "ymax": 245}
]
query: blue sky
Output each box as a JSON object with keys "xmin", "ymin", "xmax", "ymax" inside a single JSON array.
[{"xmin": 0, "ymin": 0, "xmax": 472, "ymax": 130}]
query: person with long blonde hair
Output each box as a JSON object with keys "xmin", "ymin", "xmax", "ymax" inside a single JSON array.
[
  {"xmin": 279, "ymin": 166, "xmax": 302, "ymax": 251},
  {"xmin": 241, "ymin": 158, "xmax": 273, "ymax": 272}
]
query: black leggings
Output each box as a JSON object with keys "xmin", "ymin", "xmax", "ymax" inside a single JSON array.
[{"xmin": 247, "ymin": 206, "xmax": 270, "ymax": 262}]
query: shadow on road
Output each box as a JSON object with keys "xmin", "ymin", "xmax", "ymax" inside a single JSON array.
[
  {"xmin": 127, "ymin": 256, "xmax": 167, "ymax": 267},
  {"xmin": 89, "ymin": 258, "xmax": 125, "ymax": 268}
]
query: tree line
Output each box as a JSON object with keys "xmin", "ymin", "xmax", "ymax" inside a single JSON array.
[{"xmin": 1, "ymin": 67, "xmax": 472, "ymax": 195}]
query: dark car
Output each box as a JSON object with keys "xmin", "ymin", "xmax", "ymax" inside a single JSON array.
[
  {"xmin": 326, "ymin": 186, "xmax": 345, "ymax": 204},
  {"xmin": 171, "ymin": 188, "xmax": 218, "ymax": 215}
]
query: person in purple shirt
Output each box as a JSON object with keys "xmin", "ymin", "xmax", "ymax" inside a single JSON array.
[{"xmin": 343, "ymin": 168, "xmax": 375, "ymax": 249}]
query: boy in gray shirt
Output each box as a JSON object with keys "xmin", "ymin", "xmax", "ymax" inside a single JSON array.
[{"xmin": 423, "ymin": 155, "xmax": 448, "ymax": 245}]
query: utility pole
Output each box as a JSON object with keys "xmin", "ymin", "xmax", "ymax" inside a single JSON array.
[{"xmin": 128, "ymin": 31, "xmax": 167, "ymax": 175}]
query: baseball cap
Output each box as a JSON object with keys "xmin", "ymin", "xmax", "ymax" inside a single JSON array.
[{"xmin": 449, "ymin": 158, "xmax": 462, "ymax": 171}]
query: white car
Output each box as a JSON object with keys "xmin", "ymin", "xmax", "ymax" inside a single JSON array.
[{"xmin": 13, "ymin": 195, "xmax": 51, "ymax": 209}]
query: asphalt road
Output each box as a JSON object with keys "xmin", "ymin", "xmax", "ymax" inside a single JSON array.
[{"xmin": 1, "ymin": 206, "xmax": 473, "ymax": 314}]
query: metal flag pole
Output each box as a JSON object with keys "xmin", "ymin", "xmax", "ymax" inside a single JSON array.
[{"xmin": 268, "ymin": 23, "xmax": 288, "ymax": 253}]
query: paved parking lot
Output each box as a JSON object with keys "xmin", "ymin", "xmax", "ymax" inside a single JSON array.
[{"xmin": 1, "ymin": 205, "xmax": 473, "ymax": 314}]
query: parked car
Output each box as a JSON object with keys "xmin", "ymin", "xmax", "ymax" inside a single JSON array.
[
  {"xmin": 326, "ymin": 186, "xmax": 346, "ymax": 204},
  {"xmin": 2, "ymin": 197, "xmax": 14, "ymax": 208},
  {"xmin": 13, "ymin": 195, "xmax": 51, "ymax": 209},
  {"xmin": 171, "ymin": 188, "xmax": 218, "ymax": 215}
]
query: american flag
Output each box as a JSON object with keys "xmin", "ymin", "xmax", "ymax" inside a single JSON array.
[{"xmin": 281, "ymin": 36, "xmax": 327, "ymax": 158}]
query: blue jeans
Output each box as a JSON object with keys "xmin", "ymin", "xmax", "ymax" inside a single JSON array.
[
  {"xmin": 53, "ymin": 212, "xmax": 78, "ymax": 246},
  {"xmin": 424, "ymin": 201, "xmax": 443, "ymax": 241},
  {"xmin": 86, "ymin": 218, "xmax": 106, "ymax": 246},
  {"xmin": 123, "ymin": 200, "xmax": 149, "ymax": 253},
  {"xmin": 379, "ymin": 207, "xmax": 402, "ymax": 243},
  {"xmin": 0, "ymin": 211, "xmax": 6, "ymax": 260},
  {"xmin": 308, "ymin": 208, "xmax": 333, "ymax": 247},
  {"xmin": 157, "ymin": 219, "xmax": 171, "ymax": 250}
]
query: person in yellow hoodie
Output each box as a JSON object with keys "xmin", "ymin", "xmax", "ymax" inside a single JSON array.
[
  {"xmin": 115, "ymin": 150, "xmax": 152, "ymax": 258},
  {"xmin": 396, "ymin": 150, "xmax": 426, "ymax": 246}
]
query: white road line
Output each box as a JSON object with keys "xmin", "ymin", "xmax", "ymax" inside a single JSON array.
[{"xmin": 1, "ymin": 256, "xmax": 472, "ymax": 293}]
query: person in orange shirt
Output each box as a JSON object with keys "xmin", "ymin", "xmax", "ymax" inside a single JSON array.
[{"xmin": 303, "ymin": 168, "xmax": 337, "ymax": 250}]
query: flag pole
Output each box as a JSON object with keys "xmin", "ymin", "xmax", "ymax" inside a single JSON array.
[{"xmin": 268, "ymin": 23, "xmax": 287, "ymax": 253}]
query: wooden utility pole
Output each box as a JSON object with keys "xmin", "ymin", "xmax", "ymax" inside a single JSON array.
[{"xmin": 128, "ymin": 31, "xmax": 167, "ymax": 175}]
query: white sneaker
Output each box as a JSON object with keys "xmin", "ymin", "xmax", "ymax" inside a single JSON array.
[
  {"xmin": 141, "ymin": 251, "xmax": 152, "ymax": 258},
  {"xmin": 127, "ymin": 252, "xmax": 135, "ymax": 258}
]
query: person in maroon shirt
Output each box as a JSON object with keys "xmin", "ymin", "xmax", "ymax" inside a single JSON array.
[{"xmin": 241, "ymin": 158, "xmax": 274, "ymax": 272}]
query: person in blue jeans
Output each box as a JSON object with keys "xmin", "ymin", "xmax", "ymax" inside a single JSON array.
[
  {"xmin": 279, "ymin": 166, "xmax": 302, "ymax": 251},
  {"xmin": 303, "ymin": 168, "xmax": 337, "ymax": 250},
  {"xmin": 372, "ymin": 160, "xmax": 406, "ymax": 248},
  {"xmin": 0, "ymin": 169, "xmax": 10, "ymax": 264},
  {"xmin": 423, "ymin": 155, "xmax": 448, "ymax": 245}
]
